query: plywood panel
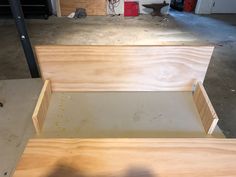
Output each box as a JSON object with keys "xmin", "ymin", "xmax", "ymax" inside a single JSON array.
[
  {"xmin": 193, "ymin": 82, "xmax": 219, "ymax": 134},
  {"xmin": 35, "ymin": 45, "xmax": 214, "ymax": 92},
  {"xmin": 13, "ymin": 139, "xmax": 236, "ymax": 177},
  {"xmin": 60, "ymin": 0, "xmax": 106, "ymax": 16},
  {"xmin": 32, "ymin": 80, "xmax": 51, "ymax": 135}
]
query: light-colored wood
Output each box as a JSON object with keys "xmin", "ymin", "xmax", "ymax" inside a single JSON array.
[
  {"xmin": 32, "ymin": 80, "xmax": 51, "ymax": 135},
  {"xmin": 35, "ymin": 45, "xmax": 214, "ymax": 92},
  {"xmin": 56, "ymin": 0, "xmax": 61, "ymax": 17},
  {"xmin": 13, "ymin": 138, "xmax": 236, "ymax": 177},
  {"xmin": 60, "ymin": 0, "xmax": 107, "ymax": 16},
  {"xmin": 193, "ymin": 82, "xmax": 219, "ymax": 134}
]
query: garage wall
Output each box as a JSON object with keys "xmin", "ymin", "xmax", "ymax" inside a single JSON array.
[
  {"xmin": 195, "ymin": 0, "xmax": 213, "ymax": 14},
  {"xmin": 211, "ymin": 0, "xmax": 236, "ymax": 13},
  {"xmin": 107, "ymin": 0, "xmax": 170, "ymax": 15},
  {"xmin": 50, "ymin": 0, "xmax": 170, "ymax": 16},
  {"xmin": 195, "ymin": 0, "xmax": 236, "ymax": 14}
]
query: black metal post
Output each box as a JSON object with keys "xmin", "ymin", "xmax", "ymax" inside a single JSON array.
[{"xmin": 8, "ymin": 0, "xmax": 39, "ymax": 78}]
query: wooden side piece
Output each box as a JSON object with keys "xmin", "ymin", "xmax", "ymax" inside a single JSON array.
[
  {"xmin": 193, "ymin": 82, "xmax": 219, "ymax": 134},
  {"xmin": 32, "ymin": 80, "xmax": 51, "ymax": 135},
  {"xmin": 13, "ymin": 138, "xmax": 236, "ymax": 177},
  {"xmin": 35, "ymin": 45, "xmax": 214, "ymax": 91},
  {"xmin": 60, "ymin": 0, "xmax": 106, "ymax": 16}
]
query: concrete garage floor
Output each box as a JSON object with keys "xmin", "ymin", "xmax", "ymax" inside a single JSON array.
[{"xmin": 0, "ymin": 10, "xmax": 236, "ymax": 139}]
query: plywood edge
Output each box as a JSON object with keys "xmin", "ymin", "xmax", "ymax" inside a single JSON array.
[
  {"xmin": 193, "ymin": 82, "xmax": 219, "ymax": 134},
  {"xmin": 32, "ymin": 80, "xmax": 52, "ymax": 135},
  {"xmin": 34, "ymin": 44, "xmax": 215, "ymax": 48}
]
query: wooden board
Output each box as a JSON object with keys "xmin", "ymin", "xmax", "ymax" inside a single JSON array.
[
  {"xmin": 193, "ymin": 82, "xmax": 219, "ymax": 134},
  {"xmin": 60, "ymin": 0, "xmax": 106, "ymax": 16},
  {"xmin": 32, "ymin": 80, "xmax": 51, "ymax": 135},
  {"xmin": 13, "ymin": 139, "xmax": 236, "ymax": 177},
  {"xmin": 35, "ymin": 45, "xmax": 214, "ymax": 92}
]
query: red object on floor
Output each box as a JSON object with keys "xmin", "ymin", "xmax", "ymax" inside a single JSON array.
[
  {"xmin": 124, "ymin": 1, "xmax": 139, "ymax": 16},
  {"xmin": 184, "ymin": 0, "xmax": 197, "ymax": 12}
]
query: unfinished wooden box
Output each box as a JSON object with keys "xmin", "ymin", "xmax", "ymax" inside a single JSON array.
[
  {"xmin": 13, "ymin": 45, "xmax": 236, "ymax": 177},
  {"xmin": 32, "ymin": 45, "xmax": 219, "ymax": 136}
]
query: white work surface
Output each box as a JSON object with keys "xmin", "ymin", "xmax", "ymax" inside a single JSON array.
[{"xmin": 0, "ymin": 79, "xmax": 42, "ymax": 177}]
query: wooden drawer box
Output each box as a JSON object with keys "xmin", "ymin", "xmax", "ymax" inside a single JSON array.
[{"xmin": 13, "ymin": 45, "xmax": 236, "ymax": 177}]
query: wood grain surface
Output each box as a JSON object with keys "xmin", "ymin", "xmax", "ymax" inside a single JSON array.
[
  {"xmin": 13, "ymin": 138, "xmax": 236, "ymax": 177},
  {"xmin": 32, "ymin": 80, "xmax": 51, "ymax": 134},
  {"xmin": 193, "ymin": 82, "xmax": 219, "ymax": 134},
  {"xmin": 35, "ymin": 45, "xmax": 214, "ymax": 92},
  {"xmin": 60, "ymin": 0, "xmax": 106, "ymax": 16}
]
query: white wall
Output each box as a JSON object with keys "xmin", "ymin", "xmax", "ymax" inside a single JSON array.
[
  {"xmin": 107, "ymin": 0, "xmax": 170, "ymax": 15},
  {"xmin": 211, "ymin": 0, "xmax": 236, "ymax": 13},
  {"xmin": 195, "ymin": 0, "xmax": 236, "ymax": 14},
  {"xmin": 195, "ymin": 0, "xmax": 213, "ymax": 14}
]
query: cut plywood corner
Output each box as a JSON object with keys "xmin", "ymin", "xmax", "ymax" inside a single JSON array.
[
  {"xmin": 32, "ymin": 80, "xmax": 51, "ymax": 135},
  {"xmin": 193, "ymin": 82, "xmax": 219, "ymax": 134},
  {"xmin": 60, "ymin": 0, "xmax": 106, "ymax": 16}
]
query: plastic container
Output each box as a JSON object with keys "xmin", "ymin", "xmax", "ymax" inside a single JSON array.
[
  {"xmin": 184, "ymin": 0, "xmax": 197, "ymax": 12},
  {"xmin": 124, "ymin": 1, "xmax": 139, "ymax": 16}
]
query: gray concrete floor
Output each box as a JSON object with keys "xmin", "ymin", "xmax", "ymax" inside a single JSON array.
[{"xmin": 0, "ymin": 10, "xmax": 236, "ymax": 137}]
